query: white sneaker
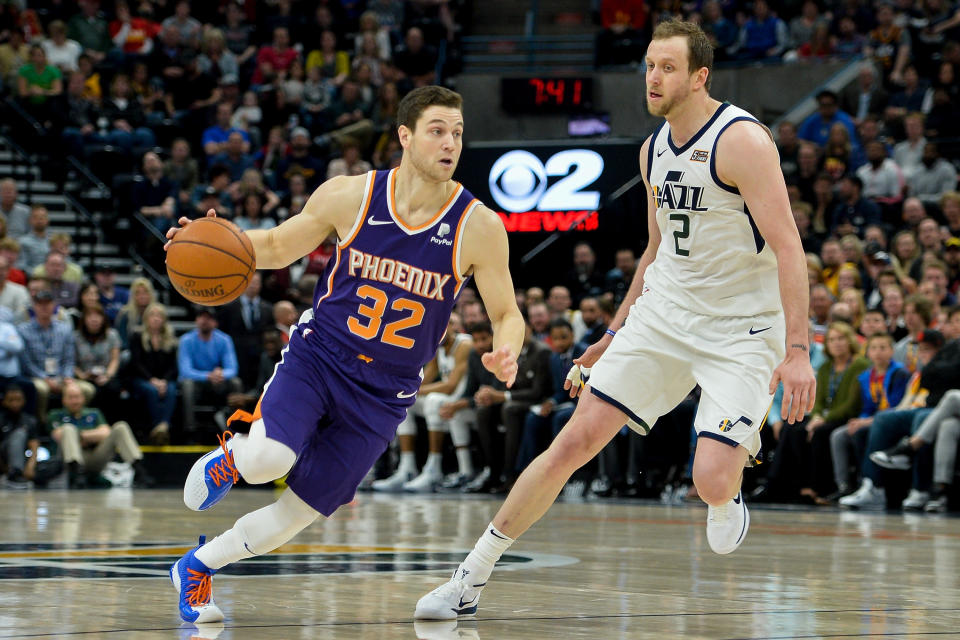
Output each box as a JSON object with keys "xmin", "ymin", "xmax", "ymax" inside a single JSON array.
[
  {"xmin": 901, "ymin": 489, "xmax": 930, "ymax": 511},
  {"xmin": 925, "ymin": 495, "xmax": 948, "ymax": 513},
  {"xmin": 839, "ymin": 479, "xmax": 886, "ymax": 509},
  {"xmin": 371, "ymin": 468, "xmax": 416, "ymax": 492},
  {"xmin": 414, "ymin": 569, "xmax": 485, "ymax": 620},
  {"xmin": 706, "ymin": 491, "xmax": 750, "ymax": 555},
  {"xmin": 404, "ymin": 468, "xmax": 443, "ymax": 493}
]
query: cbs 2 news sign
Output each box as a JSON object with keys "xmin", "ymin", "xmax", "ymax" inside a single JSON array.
[{"xmin": 457, "ymin": 141, "xmax": 640, "ymax": 233}]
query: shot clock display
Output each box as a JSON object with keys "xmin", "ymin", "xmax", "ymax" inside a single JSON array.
[{"xmin": 501, "ymin": 76, "xmax": 593, "ymax": 113}]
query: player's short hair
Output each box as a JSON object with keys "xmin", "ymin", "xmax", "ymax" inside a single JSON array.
[
  {"xmin": 651, "ymin": 20, "xmax": 714, "ymax": 90},
  {"xmin": 397, "ymin": 86, "xmax": 463, "ymax": 132}
]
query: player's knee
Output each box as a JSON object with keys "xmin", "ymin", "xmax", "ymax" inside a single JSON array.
[
  {"xmin": 692, "ymin": 464, "xmax": 740, "ymax": 506},
  {"xmin": 235, "ymin": 444, "xmax": 296, "ymax": 484},
  {"xmin": 239, "ymin": 458, "xmax": 294, "ymax": 484},
  {"xmin": 546, "ymin": 425, "xmax": 596, "ymax": 474}
]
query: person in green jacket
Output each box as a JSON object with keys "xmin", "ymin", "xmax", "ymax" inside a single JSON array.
[
  {"xmin": 16, "ymin": 45, "xmax": 62, "ymax": 126},
  {"xmin": 766, "ymin": 321, "xmax": 870, "ymax": 503}
]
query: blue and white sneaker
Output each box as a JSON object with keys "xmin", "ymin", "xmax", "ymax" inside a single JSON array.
[
  {"xmin": 184, "ymin": 432, "xmax": 239, "ymax": 511},
  {"xmin": 414, "ymin": 567, "xmax": 485, "ymax": 620},
  {"xmin": 170, "ymin": 536, "xmax": 224, "ymax": 624},
  {"xmin": 706, "ymin": 490, "xmax": 750, "ymax": 555}
]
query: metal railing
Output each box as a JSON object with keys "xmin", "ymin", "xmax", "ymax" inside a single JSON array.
[
  {"xmin": 129, "ymin": 211, "xmax": 174, "ymax": 303},
  {"xmin": 0, "ymin": 133, "xmax": 36, "ymax": 204}
]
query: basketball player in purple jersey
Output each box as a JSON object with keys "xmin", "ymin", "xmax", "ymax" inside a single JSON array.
[{"xmin": 164, "ymin": 86, "xmax": 524, "ymax": 625}]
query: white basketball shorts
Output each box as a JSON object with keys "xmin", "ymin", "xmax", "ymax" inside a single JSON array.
[{"xmin": 588, "ymin": 287, "xmax": 784, "ymax": 458}]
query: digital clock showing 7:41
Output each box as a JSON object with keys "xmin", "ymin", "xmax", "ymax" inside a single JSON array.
[{"xmin": 501, "ymin": 76, "xmax": 594, "ymax": 114}]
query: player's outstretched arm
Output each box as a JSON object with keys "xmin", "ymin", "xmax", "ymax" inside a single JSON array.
[
  {"xmin": 165, "ymin": 175, "xmax": 367, "ymax": 270},
  {"xmin": 715, "ymin": 121, "xmax": 816, "ymax": 423},
  {"xmin": 565, "ymin": 137, "xmax": 661, "ymax": 398},
  {"xmin": 461, "ymin": 205, "xmax": 524, "ymax": 387}
]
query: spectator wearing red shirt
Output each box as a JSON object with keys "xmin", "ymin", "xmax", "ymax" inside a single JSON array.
[
  {"xmin": 252, "ymin": 27, "xmax": 299, "ymax": 86},
  {"xmin": 0, "ymin": 240, "xmax": 26, "ymax": 286},
  {"xmin": 109, "ymin": 2, "xmax": 160, "ymax": 56},
  {"xmin": 596, "ymin": 0, "xmax": 647, "ymax": 67}
]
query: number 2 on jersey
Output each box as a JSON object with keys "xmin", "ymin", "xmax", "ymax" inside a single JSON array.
[
  {"xmin": 347, "ymin": 284, "xmax": 425, "ymax": 349},
  {"xmin": 669, "ymin": 213, "xmax": 690, "ymax": 256}
]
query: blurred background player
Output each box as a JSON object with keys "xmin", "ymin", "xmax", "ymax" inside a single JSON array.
[{"xmin": 372, "ymin": 312, "xmax": 475, "ymax": 492}]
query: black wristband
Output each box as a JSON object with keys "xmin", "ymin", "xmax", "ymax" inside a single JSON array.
[{"xmin": 790, "ymin": 343, "xmax": 808, "ymax": 352}]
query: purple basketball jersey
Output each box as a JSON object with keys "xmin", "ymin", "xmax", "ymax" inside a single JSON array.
[{"xmin": 307, "ymin": 169, "xmax": 480, "ymax": 374}]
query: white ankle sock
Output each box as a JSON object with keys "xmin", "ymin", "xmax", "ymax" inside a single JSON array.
[
  {"xmin": 399, "ymin": 451, "xmax": 417, "ymax": 474},
  {"xmin": 458, "ymin": 523, "xmax": 513, "ymax": 587},
  {"xmin": 195, "ymin": 490, "xmax": 320, "ymax": 570},
  {"xmin": 455, "ymin": 447, "xmax": 473, "ymax": 476},
  {"xmin": 424, "ymin": 452, "xmax": 442, "ymax": 473}
]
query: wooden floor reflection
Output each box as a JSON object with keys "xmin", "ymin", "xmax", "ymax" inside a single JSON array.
[{"xmin": 1, "ymin": 488, "xmax": 959, "ymax": 639}]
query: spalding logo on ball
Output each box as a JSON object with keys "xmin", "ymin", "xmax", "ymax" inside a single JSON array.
[{"xmin": 166, "ymin": 217, "xmax": 256, "ymax": 305}]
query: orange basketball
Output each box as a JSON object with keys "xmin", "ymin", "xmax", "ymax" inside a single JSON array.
[{"xmin": 166, "ymin": 217, "xmax": 256, "ymax": 305}]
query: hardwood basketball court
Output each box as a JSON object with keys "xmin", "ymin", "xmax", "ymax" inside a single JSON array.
[{"xmin": 1, "ymin": 489, "xmax": 958, "ymax": 639}]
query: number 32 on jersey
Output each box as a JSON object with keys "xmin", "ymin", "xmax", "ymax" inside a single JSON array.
[{"xmin": 347, "ymin": 284, "xmax": 424, "ymax": 349}]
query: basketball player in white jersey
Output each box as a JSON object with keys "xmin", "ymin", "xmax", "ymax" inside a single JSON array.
[
  {"xmin": 415, "ymin": 20, "xmax": 816, "ymax": 620},
  {"xmin": 372, "ymin": 313, "xmax": 475, "ymax": 492}
]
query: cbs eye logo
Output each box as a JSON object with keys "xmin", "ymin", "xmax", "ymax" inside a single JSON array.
[{"xmin": 488, "ymin": 149, "xmax": 604, "ymax": 213}]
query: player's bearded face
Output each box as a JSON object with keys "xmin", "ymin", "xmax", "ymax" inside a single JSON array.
[
  {"xmin": 646, "ymin": 68, "xmax": 692, "ymax": 117},
  {"xmin": 645, "ymin": 37, "xmax": 697, "ymax": 117}
]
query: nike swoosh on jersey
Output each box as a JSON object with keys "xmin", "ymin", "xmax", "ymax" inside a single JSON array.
[
  {"xmin": 748, "ymin": 326, "xmax": 772, "ymax": 335},
  {"xmin": 657, "ymin": 148, "xmax": 668, "ymax": 157},
  {"xmin": 367, "ymin": 216, "xmax": 394, "ymax": 226},
  {"xmin": 397, "ymin": 390, "xmax": 417, "ymax": 399}
]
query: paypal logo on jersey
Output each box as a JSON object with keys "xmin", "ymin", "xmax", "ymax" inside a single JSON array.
[
  {"xmin": 430, "ymin": 222, "xmax": 453, "ymax": 246},
  {"xmin": 654, "ymin": 170, "xmax": 708, "ymax": 212}
]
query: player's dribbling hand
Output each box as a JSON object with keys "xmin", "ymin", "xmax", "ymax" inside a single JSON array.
[
  {"xmin": 481, "ymin": 345, "xmax": 517, "ymax": 387},
  {"xmin": 163, "ymin": 208, "xmax": 217, "ymax": 251},
  {"xmin": 769, "ymin": 352, "xmax": 816, "ymax": 424}
]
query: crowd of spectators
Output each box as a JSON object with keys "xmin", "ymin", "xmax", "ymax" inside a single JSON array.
[
  {"xmin": 597, "ymin": 0, "xmax": 960, "ymax": 70},
  {"xmin": 0, "ymin": 1, "xmax": 958, "ymax": 511},
  {"xmin": 0, "ymin": 0, "xmax": 463, "ymax": 268},
  {"xmin": 371, "ymin": 0, "xmax": 960, "ymax": 507}
]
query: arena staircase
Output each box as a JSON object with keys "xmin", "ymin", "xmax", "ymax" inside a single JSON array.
[{"xmin": 0, "ymin": 135, "xmax": 195, "ymax": 334}]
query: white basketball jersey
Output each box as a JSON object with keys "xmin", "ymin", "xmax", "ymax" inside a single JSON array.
[
  {"xmin": 437, "ymin": 332, "xmax": 470, "ymax": 397},
  {"xmin": 643, "ymin": 102, "xmax": 780, "ymax": 318}
]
